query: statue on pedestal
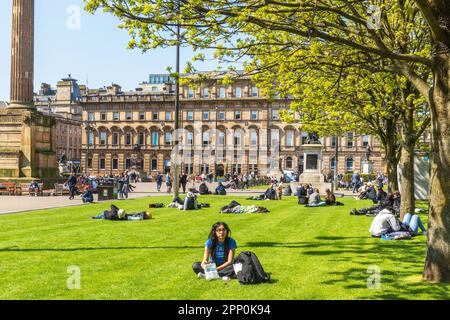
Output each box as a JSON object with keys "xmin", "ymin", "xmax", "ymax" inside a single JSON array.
[{"xmin": 365, "ymin": 145, "xmax": 372, "ymax": 161}]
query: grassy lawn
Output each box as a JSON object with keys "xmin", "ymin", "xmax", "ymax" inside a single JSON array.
[{"xmin": 0, "ymin": 196, "xmax": 447, "ymax": 300}]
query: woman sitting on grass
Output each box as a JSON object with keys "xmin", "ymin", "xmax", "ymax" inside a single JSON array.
[
  {"xmin": 193, "ymin": 222, "xmax": 237, "ymax": 280},
  {"xmin": 305, "ymin": 188, "xmax": 326, "ymax": 207}
]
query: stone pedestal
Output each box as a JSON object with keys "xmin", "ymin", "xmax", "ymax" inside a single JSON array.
[
  {"xmin": 298, "ymin": 143, "xmax": 333, "ymax": 193},
  {"xmin": 0, "ymin": 108, "xmax": 58, "ymax": 179},
  {"xmin": 362, "ymin": 160, "xmax": 374, "ymax": 174}
]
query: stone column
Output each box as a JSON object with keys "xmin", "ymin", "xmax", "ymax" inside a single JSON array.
[{"xmin": 9, "ymin": 0, "xmax": 34, "ymax": 109}]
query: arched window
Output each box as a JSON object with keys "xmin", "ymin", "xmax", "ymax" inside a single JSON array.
[
  {"xmin": 285, "ymin": 130, "xmax": 294, "ymax": 147},
  {"xmin": 112, "ymin": 157, "xmax": 119, "ymax": 170},
  {"xmin": 203, "ymin": 130, "xmax": 210, "ymax": 146},
  {"xmin": 286, "ymin": 157, "xmax": 293, "ymax": 169},
  {"xmin": 346, "ymin": 157, "xmax": 354, "ymax": 172},
  {"xmin": 152, "ymin": 131, "xmax": 159, "ymax": 146},
  {"xmin": 138, "ymin": 131, "xmax": 145, "ymax": 145},
  {"xmin": 347, "ymin": 132, "xmax": 354, "ymax": 147},
  {"xmin": 125, "ymin": 130, "xmax": 132, "ymax": 145},
  {"xmin": 330, "ymin": 157, "xmax": 336, "ymax": 170},
  {"xmin": 99, "ymin": 130, "xmax": 107, "ymax": 145},
  {"xmin": 250, "ymin": 130, "xmax": 258, "ymax": 147},
  {"xmin": 165, "ymin": 132, "xmax": 172, "ymax": 146},
  {"xmin": 99, "ymin": 156, "xmax": 106, "ymax": 170},
  {"xmin": 112, "ymin": 130, "xmax": 119, "ymax": 145},
  {"xmin": 234, "ymin": 130, "xmax": 242, "ymax": 146}
]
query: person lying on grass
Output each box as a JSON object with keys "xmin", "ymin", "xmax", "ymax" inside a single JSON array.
[
  {"xmin": 91, "ymin": 204, "xmax": 151, "ymax": 221},
  {"xmin": 193, "ymin": 222, "xmax": 237, "ymax": 281}
]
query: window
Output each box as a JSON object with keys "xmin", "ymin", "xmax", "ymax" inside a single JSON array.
[
  {"xmin": 330, "ymin": 157, "xmax": 336, "ymax": 170},
  {"xmin": 186, "ymin": 131, "xmax": 193, "ymax": 145},
  {"xmin": 203, "ymin": 88, "xmax": 209, "ymax": 98},
  {"xmin": 234, "ymin": 111, "xmax": 241, "ymax": 120},
  {"xmin": 286, "ymin": 130, "xmax": 294, "ymax": 147},
  {"xmin": 125, "ymin": 131, "xmax": 132, "ymax": 145},
  {"xmin": 331, "ymin": 135, "xmax": 337, "ymax": 147},
  {"xmin": 100, "ymin": 131, "xmax": 107, "ymax": 145},
  {"xmin": 100, "ymin": 113, "xmax": 107, "ymax": 121},
  {"xmin": 165, "ymin": 132, "xmax": 172, "ymax": 145},
  {"xmin": 139, "ymin": 112, "xmax": 145, "ymax": 121},
  {"xmin": 347, "ymin": 132, "xmax": 354, "ymax": 147},
  {"xmin": 301, "ymin": 132, "xmax": 308, "ymax": 145},
  {"xmin": 113, "ymin": 112, "xmax": 120, "ymax": 121},
  {"xmin": 346, "ymin": 157, "xmax": 354, "ymax": 172},
  {"xmin": 112, "ymin": 158, "xmax": 119, "ymax": 170},
  {"xmin": 88, "ymin": 112, "xmax": 95, "ymax": 122},
  {"xmin": 151, "ymin": 86, "xmax": 158, "ymax": 92},
  {"xmin": 151, "ymin": 159, "xmax": 158, "ymax": 171},
  {"xmin": 203, "ymin": 111, "xmax": 210, "ymax": 121},
  {"xmin": 165, "ymin": 112, "xmax": 172, "ymax": 121},
  {"xmin": 187, "ymin": 111, "xmax": 194, "ymax": 121},
  {"xmin": 218, "ymin": 131, "xmax": 225, "ymax": 145},
  {"xmin": 152, "ymin": 131, "xmax": 159, "ymax": 145},
  {"xmin": 99, "ymin": 158, "xmax": 106, "ymax": 170},
  {"xmin": 272, "ymin": 110, "xmax": 279, "ymax": 120},
  {"xmin": 125, "ymin": 159, "xmax": 132, "ymax": 170},
  {"xmin": 112, "ymin": 131, "xmax": 119, "ymax": 145},
  {"xmin": 219, "ymin": 87, "xmax": 226, "ymax": 98},
  {"xmin": 188, "ymin": 88, "xmax": 194, "ymax": 98},
  {"xmin": 251, "ymin": 86, "xmax": 259, "ymax": 97},
  {"xmin": 88, "ymin": 130, "xmax": 94, "ymax": 146},
  {"xmin": 251, "ymin": 111, "xmax": 258, "ymax": 120},
  {"xmin": 234, "ymin": 87, "xmax": 242, "ymax": 97},
  {"xmin": 152, "ymin": 112, "xmax": 159, "ymax": 121},
  {"xmin": 218, "ymin": 111, "xmax": 225, "ymax": 120},
  {"xmin": 286, "ymin": 157, "xmax": 293, "ymax": 169},
  {"xmin": 250, "ymin": 130, "xmax": 258, "ymax": 146},
  {"xmin": 362, "ymin": 134, "xmax": 370, "ymax": 147},
  {"xmin": 139, "ymin": 131, "xmax": 145, "ymax": 145},
  {"xmin": 126, "ymin": 112, "xmax": 133, "ymax": 121},
  {"xmin": 87, "ymin": 158, "xmax": 93, "ymax": 169},
  {"xmin": 203, "ymin": 131, "xmax": 210, "ymax": 146},
  {"xmin": 234, "ymin": 130, "xmax": 242, "ymax": 146}
]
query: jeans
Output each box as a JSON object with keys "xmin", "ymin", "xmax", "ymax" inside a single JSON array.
[
  {"xmin": 403, "ymin": 213, "xmax": 426, "ymax": 235},
  {"xmin": 93, "ymin": 211, "xmax": 106, "ymax": 219},
  {"xmin": 307, "ymin": 202, "xmax": 326, "ymax": 207},
  {"xmin": 157, "ymin": 182, "xmax": 162, "ymax": 192},
  {"xmin": 192, "ymin": 262, "xmax": 235, "ymax": 278}
]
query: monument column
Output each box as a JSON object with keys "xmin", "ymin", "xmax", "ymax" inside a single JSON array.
[{"xmin": 9, "ymin": 0, "xmax": 34, "ymax": 109}]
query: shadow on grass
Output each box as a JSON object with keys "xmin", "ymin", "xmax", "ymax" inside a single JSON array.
[{"xmin": 0, "ymin": 245, "xmax": 204, "ymax": 252}]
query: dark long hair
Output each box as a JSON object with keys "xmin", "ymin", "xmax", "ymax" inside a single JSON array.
[{"xmin": 208, "ymin": 222, "xmax": 231, "ymax": 262}]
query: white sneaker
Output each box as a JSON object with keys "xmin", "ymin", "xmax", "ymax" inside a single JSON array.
[
  {"xmin": 222, "ymin": 276, "xmax": 231, "ymax": 281},
  {"xmin": 197, "ymin": 272, "xmax": 205, "ymax": 279}
]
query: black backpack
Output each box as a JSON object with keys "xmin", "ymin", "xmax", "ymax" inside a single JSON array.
[{"xmin": 234, "ymin": 251, "xmax": 270, "ymax": 285}]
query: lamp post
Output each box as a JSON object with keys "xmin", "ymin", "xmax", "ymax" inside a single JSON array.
[{"xmin": 172, "ymin": 0, "xmax": 181, "ymax": 199}]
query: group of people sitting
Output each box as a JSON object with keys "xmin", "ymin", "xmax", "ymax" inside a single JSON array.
[
  {"xmin": 296, "ymin": 185, "xmax": 343, "ymax": 207},
  {"xmin": 369, "ymin": 208, "xmax": 426, "ymax": 239},
  {"xmin": 356, "ymin": 182, "xmax": 387, "ymax": 203}
]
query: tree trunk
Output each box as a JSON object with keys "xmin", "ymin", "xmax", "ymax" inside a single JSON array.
[
  {"xmin": 398, "ymin": 137, "xmax": 415, "ymax": 220},
  {"xmin": 423, "ymin": 47, "xmax": 450, "ymax": 283},
  {"xmin": 385, "ymin": 118, "xmax": 400, "ymax": 192}
]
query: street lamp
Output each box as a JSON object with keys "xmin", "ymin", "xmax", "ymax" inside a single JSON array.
[{"xmin": 172, "ymin": 0, "xmax": 181, "ymax": 199}]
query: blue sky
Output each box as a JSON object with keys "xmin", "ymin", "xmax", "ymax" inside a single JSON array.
[{"xmin": 0, "ymin": 0, "xmax": 225, "ymax": 101}]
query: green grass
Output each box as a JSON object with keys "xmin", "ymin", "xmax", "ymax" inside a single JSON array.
[{"xmin": 0, "ymin": 196, "xmax": 447, "ymax": 300}]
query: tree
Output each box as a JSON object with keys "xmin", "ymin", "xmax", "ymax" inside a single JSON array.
[{"xmin": 84, "ymin": 0, "xmax": 450, "ymax": 282}]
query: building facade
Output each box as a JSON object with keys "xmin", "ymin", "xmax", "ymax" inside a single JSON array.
[
  {"xmin": 80, "ymin": 73, "xmax": 385, "ymax": 178},
  {"xmin": 34, "ymin": 76, "xmax": 84, "ymax": 163}
]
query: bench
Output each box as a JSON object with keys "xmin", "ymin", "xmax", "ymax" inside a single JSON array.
[
  {"xmin": 28, "ymin": 183, "xmax": 44, "ymax": 196},
  {"xmin": 0, "ymin": 182, "xmax": 17, "ymax": 196},
  {"xmin": 54, "ymin": 183, "xmax": 70, "ymax": 196}
]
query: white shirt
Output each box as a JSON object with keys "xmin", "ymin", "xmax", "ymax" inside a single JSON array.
[{"xmin": 369, "ymin": 211, "xmax": 401, "ymax": 237}]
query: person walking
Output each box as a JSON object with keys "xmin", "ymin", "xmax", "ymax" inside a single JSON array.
[
  {"xmin": 68, "ymin": 173, "xmax": 77, "ymax": 200},
  {"xmin": 156, "ymin": 172, "xmax": 163, "ymax": 192},
  {"xmin": 180, "ymin": 172, "xmax": 188, "ymax": 194}
]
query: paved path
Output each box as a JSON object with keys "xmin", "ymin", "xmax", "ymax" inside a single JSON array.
[{"xmin": 0, "ymin": 182, "xmax": 356, "ymax": 215}]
